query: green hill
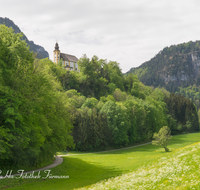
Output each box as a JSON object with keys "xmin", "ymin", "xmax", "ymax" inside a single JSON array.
[
  {"xmin": 126, "ymin": 40, "xmax": 200, "ymax": 93},
  {"xmin": 78, "ymin": 140, "xmax": 200, "ymax": 190}
]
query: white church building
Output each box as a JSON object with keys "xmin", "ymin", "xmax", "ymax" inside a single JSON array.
[{"xmin": 53, "ymin": 42, "xmax": 80, "ymax": 72}]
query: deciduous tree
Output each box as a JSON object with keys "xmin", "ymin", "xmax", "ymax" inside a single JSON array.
[{"xmin": 152, "ymin": 126, "xmax": 172, "ymax": 152}]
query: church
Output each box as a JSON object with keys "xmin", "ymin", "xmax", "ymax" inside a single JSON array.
[{"xmin": 53, "ymin": 42, "xmax": 80, "ymax": 72}]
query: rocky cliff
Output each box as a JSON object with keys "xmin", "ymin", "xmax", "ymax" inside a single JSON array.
[
  {"xmin": 0, "ymin": 17, "xmax": 49, "ymax": 59},
  {"xmin": 126, "ymin": 41, "xmax": 200, "ymax": 92}
]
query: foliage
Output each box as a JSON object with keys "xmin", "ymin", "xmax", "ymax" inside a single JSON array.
[
  {"xmin": 176, "ymin": 84, "xmax": 200, "ymax": 111},
  {"xmin": 100, "ymin": 100, "xmax": 129, "ymax": 147},
  {"xmin": 55, "ymin": 53, "xmax": 199, "ymax": 151},
  {"xmin": 1, "ymin": 24, "xmax": 199, "ymax": 167},
  {"xmin": 152, "ymin": 126, "xmax": 172, "ymax": 152},
  {"xmin": 0, "ymin": 25, "xmax": 73, "ymax": 168},
  {"xmin": 164, "ymin": 93, "xmax": 199, "ymax": 133},
  {"xmin": 57, "ymin": 55, "xmax": 126, "ymax": 99},
  {"xmin": 68, "ymin": 86, "xmax": 179, "ymax": 151}
]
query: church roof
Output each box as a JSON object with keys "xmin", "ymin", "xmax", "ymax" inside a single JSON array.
[{"xmin": 60, "ymin": 53, "xmax": 79, "ymax": 63}]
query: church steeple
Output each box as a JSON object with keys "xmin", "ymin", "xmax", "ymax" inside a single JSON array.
[
  {"xmin": 55, "ymin": 42, "xmax": 59, "ymax": 51},
  {"xmin": 53, "ymin": 42, "xmax": 60, "ymax": 64}
]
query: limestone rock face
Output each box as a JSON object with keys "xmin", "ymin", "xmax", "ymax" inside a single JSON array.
[
  {"xmin": 0, "ymin": 17, "xmax": 49, "ymax": 59},
  {"xmin": 160, "ymin": 53, "xmax": 200, "ymax": 84},
  {"xmin": 126, "ymin": 41, "xmax": 200, "ymax": 92}
]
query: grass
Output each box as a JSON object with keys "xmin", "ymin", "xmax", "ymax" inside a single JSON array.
[
  {"xmin": 78, "ymin": 142, "xmax": 200, "ymax": 189},
  {"xmin": 1, "ymin": 133, "xmax": 200, "ymax": 190}
]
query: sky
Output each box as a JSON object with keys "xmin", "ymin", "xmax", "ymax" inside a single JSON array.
[{"xmin": 1, "ymin": 0, "xmax": 200, "ymax": 73}]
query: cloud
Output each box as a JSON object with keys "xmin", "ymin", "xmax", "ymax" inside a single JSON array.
[{"xmin": 1, "ymin": 0, "xmax": 200, "ymax": 72}]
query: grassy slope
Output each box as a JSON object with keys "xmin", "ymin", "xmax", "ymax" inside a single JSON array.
[
  {"xmin": 1, "ymin": 133, "xmax": 200, "ymax": 190},
  {"xmin": 78, "ymin": 141, "xmax": 200, "ymax": 189}
]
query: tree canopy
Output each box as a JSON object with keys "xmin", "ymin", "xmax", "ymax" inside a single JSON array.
[
  {"xmin": 0, "ymin": 24, "xmax": 199, "ymax": 168},
  {"xmin": 152, "ymin": 126, "xmax": 172, "ymax": 152},
  {"xmin": 0, "ymin": 25, "xmax": 73, "ymax": 168}
]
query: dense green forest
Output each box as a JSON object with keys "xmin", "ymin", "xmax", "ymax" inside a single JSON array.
[
  {"xmin": 175, "ymin": 85, "xmax": 200, "ymax": 121},
  {"xmin": 0, "ymin": 25, "xmax": 73, "ymax": 169},
  {"xmin": 0, "ymin": 25, "xmax": 199, "ymax": 168},
  {"xmin": 47, "ymin": 54, "xmax": 199, "ymax": 151}
]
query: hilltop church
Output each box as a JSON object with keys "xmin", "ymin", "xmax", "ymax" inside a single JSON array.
[{"xmin": 53, "ymin": 42, "xmax": 80, "ymax": 72}]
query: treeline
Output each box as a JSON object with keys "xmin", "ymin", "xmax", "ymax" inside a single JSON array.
[
  {"xmin": 67, "ymin": 89, "xmax": 199, "ymax": 151},
  {"xmin": 0, "ymin": 25, "xmax": 73, "ymax": 169},
  {"xmin": 47, "ymin": 55, "xmax": 200, "ymax": 151},
  {"xmin": 0, "ymin": 24, "xmax": 199, "ymax": 168},
  {"xmin": 56, "ymin": 55, "xmax": 126, "ymax": 99},
  {"xmin": 165, "ymin": 93, "xmax": 199, "ymax": 134},
  {"xmin": 67, "ymin": 87, "xmax": 167, "ymax": 151},
  {"xmin": 176, "ymin": 85, "xmax": 200, "ymax": 123},
  {"xmin": 176, "ymin": 85, "xmax": 200, "ymax": 110}
]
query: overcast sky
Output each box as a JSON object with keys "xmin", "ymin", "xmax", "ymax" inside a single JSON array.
[{"xmin": 1, "ymin": 0, "xmax": 200, "ymax": 73}]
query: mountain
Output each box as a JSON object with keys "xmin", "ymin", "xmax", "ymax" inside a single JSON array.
[
  {"xmin": 126, "ymin": 41, "xmax": 200, "ymax": 93},
  {"xmin": 0, "ymin": 17, "xmax": 49, "ymax": 59}
]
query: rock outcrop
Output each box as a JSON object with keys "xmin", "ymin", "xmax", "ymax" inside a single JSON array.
[
  {"xmin": 0, "ymin": 17, "xmax": 49, "ymax": 59},
  {"xmin": 126, "ymin": 41, "xmax": 200, "ymax": 92}
]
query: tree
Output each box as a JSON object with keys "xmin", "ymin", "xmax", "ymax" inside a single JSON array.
[
  {"xmin": 0, "ymin": 25, "xmax": 74, "ymax": 168},
  {"xmin": 185, "ymin": 121, "xmax": 191, "ymax": 132},
  {"xmin": 152, "ymin": 126, "xmax": 172, "ymax": 152},
  {"xmin": 100, "ymin": 100, "xmax": 129, "ymax": 147}
]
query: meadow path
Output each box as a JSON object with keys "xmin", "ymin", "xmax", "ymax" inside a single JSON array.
[
  {"xmin": 59, "ymin": 142, "xmax": 152, "ymax": 156},
  {"xmin": 3, "ymin": 156, "xmax": 63, "ymax": 178},
  {"xmin": 8, "ymin": 141, "xmax": 152, "ymax": 177}
]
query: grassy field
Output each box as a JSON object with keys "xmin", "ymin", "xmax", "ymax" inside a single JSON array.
[
  {"xmin": 78, "ymin": 141, "xmax": 200, "ymax": 189},
  {"xmin": 1, "ymin": 133, "xmax": 200, "ymax": 190}
]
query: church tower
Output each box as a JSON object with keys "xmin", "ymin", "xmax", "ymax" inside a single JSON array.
[{"xmin": 53, "ymin": 42, "xmax": 60, "ymax": 64}]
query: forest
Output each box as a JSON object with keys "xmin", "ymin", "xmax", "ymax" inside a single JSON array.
[
  {"xmin": 127, "ymin": 40, "xmax": 200, "ymax": 93},
  {"xmin": 0, "ymin": 25, "xmax": 199, "ymax": 168}
]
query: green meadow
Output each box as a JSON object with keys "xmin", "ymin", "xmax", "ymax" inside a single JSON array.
[{"xmin": 1, "ymin": 133, "xmax": 200, "ymax": 190}]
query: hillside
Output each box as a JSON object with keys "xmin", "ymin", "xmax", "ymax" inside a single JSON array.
[
  {"xmin": 126, "ymin": 41, "xmax": 200, "ymax": 92},
  {"xmin": 0, "ymin": 17, "xmax": 49, "ymax": 59},
  {"xmin": 78, "ymin": 140, "xmax": 200, "ymax": 190}
]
